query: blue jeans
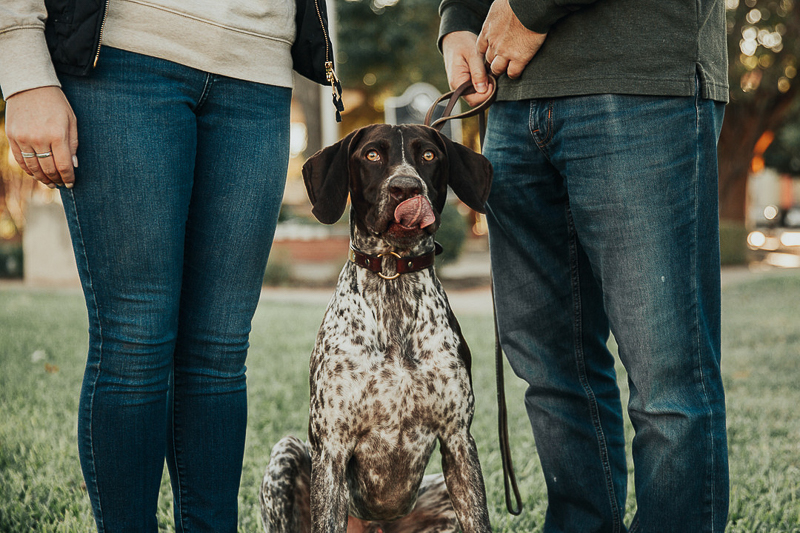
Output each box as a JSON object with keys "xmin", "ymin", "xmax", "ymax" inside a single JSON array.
[
  {"xmin": 58, "ymin": 47, "xmax": 291, "ymax": 532},
  {"xmin": 483, "ymin": 88, "xmax": 729, "ymax": 532}
]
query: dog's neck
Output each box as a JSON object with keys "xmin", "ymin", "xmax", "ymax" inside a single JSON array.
[{"xmin": 349, "ymin": 215, "xmax": 436, "ymax": 258}]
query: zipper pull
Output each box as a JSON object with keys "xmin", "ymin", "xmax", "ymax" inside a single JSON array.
[{"xmin": 326, "ymin": 61, "xmax": 344, "ymax": 123}]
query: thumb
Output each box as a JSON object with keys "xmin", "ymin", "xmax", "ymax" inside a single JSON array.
[{"xmin": 468, "ymin": 56, "xmax": 489, "ymax": 94}]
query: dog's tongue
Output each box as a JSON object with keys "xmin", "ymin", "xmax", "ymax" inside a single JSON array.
[{"xmin": 394, "ymin": 196, "xmax": 436, "ymax": 229}]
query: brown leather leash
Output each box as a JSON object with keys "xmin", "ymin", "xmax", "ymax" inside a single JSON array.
[
  {"xmin": 424, "ymin": 76, "xmax": 523, "ymax": 516},
  {"xmin": 423, "ymin": 77, "xmax": 497, "ymax": 149}
]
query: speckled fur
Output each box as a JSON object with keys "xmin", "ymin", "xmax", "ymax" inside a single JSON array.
[
  {"xmin": 261, "ymin": 437, "xmax": 459, "ymax": 533},
  {"xmin": 260, "ymin": 125, "xmax": 493, "ymax": 533}
]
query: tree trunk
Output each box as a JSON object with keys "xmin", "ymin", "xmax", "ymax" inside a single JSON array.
[
  {"xmin": 717, "ymin": 105, "xmax": 761, "ymax": 222},
  {"xmin": 717, "ymin": 89, "xmax": 798, "ymax": 222},
  {"xmin": 294, "ymin": 74, "xmax": 323, "ymax": 157}
]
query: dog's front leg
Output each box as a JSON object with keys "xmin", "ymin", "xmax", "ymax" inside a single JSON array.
[
  {"xmin": 310, "ymin": 447, "xmax": 350, "ymax": 533},
  {"xmin": 440, "ymin": 433, "xmax": 492, "ymax": 532}
]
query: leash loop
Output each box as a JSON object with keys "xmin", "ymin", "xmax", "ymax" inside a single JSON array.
[
  {"xmin": 424, "ymin": 75, "xmax": 497, "ymax": 134},
  {"xmin": 423, "ymin": 75, "xmax": 524, "ymax": 517},
  {"xmin": 492, "ymin": 279, "xmax": 523, "ymax": 516}
]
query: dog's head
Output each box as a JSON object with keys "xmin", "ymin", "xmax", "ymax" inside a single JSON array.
[{"xmin": 302, "ymin": 124, "xmax": 492, "ymax": 252}]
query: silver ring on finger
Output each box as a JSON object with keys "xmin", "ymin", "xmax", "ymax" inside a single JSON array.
[
  {"xmin": 36, "ymin": 152, "xmax": 53, "ymax": 159},
  {"xmin": 21, "ymin": 152, "xmax": 36, "ymax": 158}
]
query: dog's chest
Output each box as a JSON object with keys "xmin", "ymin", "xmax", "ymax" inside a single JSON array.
[{"xmin": 310, "ymin": 268, "xmax": 472, "ymax": 435}]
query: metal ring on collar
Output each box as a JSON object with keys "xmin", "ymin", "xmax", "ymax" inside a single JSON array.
[{"xmin": 377, "ymin": 251, "xmax": 401, "ymax": 280}]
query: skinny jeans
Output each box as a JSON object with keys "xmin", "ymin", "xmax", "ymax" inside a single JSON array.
[
  {"xmin": 59, "ymin": 47, "xmax": 291, "ymax": 532},
  {"xmin": 483, "ymin": 83, "xmax": 729, "ymax": 532}
]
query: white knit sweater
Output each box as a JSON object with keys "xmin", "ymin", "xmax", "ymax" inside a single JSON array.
[{"xmin": 0, "ymin": 0, "xmax": 296, "ymax": 98}]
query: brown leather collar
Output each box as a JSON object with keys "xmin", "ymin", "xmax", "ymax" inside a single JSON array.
[{"xmin": 348, "ymin": 243, "xmax": 442, "ymax": 280}]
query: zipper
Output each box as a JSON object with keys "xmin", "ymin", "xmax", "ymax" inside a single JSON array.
[
  {"xmin": 92, "ymin": 0, "xmax": 111, "ymax": 68},
  {"xmin": 312, "ymin": 0, "xmax": 330, "ymax": 65},
  {"xmin": 313, "ymin": 0, "xmax": 339, "ymax": 87},
  {"xmin": 312, "ymin": 0, "xmax": 343, "ymax": 121}
]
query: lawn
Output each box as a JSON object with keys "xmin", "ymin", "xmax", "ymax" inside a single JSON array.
[{"xmin": 1, "ymin": 270, "xmax": 799, "ymax": 532}]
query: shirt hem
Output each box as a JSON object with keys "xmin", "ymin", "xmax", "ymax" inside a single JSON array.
[{"xmin": 496, "ymin": 76, "xmax": 729, "ymax": 103}]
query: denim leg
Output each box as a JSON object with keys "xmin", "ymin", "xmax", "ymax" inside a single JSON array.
[
  {"xmin": 484, "ymin": 91, "xmax": 728, "ymax": 532},
  {"xmin": 59, "ymin": 47, "xmax": 290, "ymax": 532},
  {"xmin": 485, "ymin": 100, "xmax": 628, "ymax": 533},
  {"xmin": 61, "ymin": 49, "xmax": 196, "ymax": 533},
  {"xmin": 552, "ymin": 92, "xmax": 728, "ymax": 533},
  {"xmin": 166, "ymin": 76, "xmax": 290, "ymax": 533}
]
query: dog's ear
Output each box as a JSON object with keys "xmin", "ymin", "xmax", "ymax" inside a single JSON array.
[
  {"xmin": 439, "ymin": 133, "xmax": 493, "ymax": 214},
  {"xmin": 302, "ymin": 129, "xmax": 361, "ymax": 224}
]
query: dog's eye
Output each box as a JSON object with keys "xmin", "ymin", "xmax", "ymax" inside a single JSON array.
[
  {"xmin": 366, "ymin": 150, "xmax": 381, "ymax": 162},
  {"xmin": 422, "ymin": 150, "xmax": 435, "ymax": 162}
]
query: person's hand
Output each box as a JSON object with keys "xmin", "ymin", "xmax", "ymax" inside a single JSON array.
[
  {"xmin": 442, "ymin": 31, "xmax": 494, "ymax": 108},
  {"xmin": 477, "ymin": 0, "xmax": 547, "ymax": 79},
  {"xmin": 5, "ymin": 86, "xmax": 78, "ymax": 189}
]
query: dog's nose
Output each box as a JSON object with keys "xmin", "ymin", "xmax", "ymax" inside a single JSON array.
[{"xmin": 388, "ymin": 176, "xmax": 422, "ymax": 202}]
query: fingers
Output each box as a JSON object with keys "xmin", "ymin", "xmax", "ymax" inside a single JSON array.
[
  {"xmin": 478, "ymin": 0, "xmax": 547, "ymax": 80},
  {"xmin": 442, "ymin": 31, "xmax": 493, "ymax": 107},
  {"xmin": 10, "ymin": 142, "xmax": 58, "ymax": 188},
  {"xmin": 9, "ymin": 143, "xmax": 33, "ymax": 177},
  {"xmin": 442, "ymin": 32, "xmax": 480, "ymax": 88},
  {"xmin": 476, "ymin": 32, "xmax": 489, "ymax": 56},
  {"xmin": 5, "ymin": 86, "xmax": 79, "ymax": 189},
  {"xmin": 466, "ymin": 50, "xmax": 490, "ymax": 94},
  {"xmin": 506, "ymin": 60, "xmax": 527, "ymax": 80},
  {"xmin": 486, "ymin": 55, "xmax": 527, "ymax": 79},
  {"xmin": 14, "ymin": 144, "xmax": 71, "ymax": 189},
  {"xmin": 488, "ymin": 55, "xmax": 509, "ymax": 77},
  {"xmin": 52, "ymin": 141, "xmax": 77, "ymax": 188}
]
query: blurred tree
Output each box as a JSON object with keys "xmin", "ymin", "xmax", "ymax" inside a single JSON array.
[
  {"xmin": 763, "ymin": 101, "xmax": 800, "ymax": 173},
  {"xmin": 0, "ymin": 99, "xmax": 39, "ymax": 242},
  {"xmin": 719, "ymin": 0, "xmax": 800, "ymax": 221},
  {"xmin": 334, "ymin": 0, "xmax": 449, "ymax": 123}
]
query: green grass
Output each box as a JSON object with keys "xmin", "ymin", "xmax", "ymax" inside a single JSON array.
[{"xmin": 2, "ymin": 271, "xmax": 800, "ymax": 531}]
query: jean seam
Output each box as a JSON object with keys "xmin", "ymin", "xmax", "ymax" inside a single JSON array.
[
  {"xmin": 566, "ymin": 204, "xmax": 623, "ymax": 532},
  {"xmin": 528, "ymin": 100, "xmax": 555, "ymax": 155},
  {"xmin": 170, "ymin": 377, "xmax": 188, "ymax": 533},
  {"xmin": 67, "ymin": 189, "xmax": 106, "ymax": 532},
  {"xmin": 196, "ymin": 73, "xmax": 215, "ymax": 110},
  {"xmin": 693, "ymin": 85, "xmax": 717, "ymax": 533},
  {"xmin": 543, "ymin": 100, "xmax": 554, "ymax": 145}
]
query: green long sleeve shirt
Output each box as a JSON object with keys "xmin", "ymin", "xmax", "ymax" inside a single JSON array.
[{"xmin": 438, "ymin": 0, "xmax": 729, "ymax": 103}]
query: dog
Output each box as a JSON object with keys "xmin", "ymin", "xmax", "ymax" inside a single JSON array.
[{"xmin": 260, "ymin": 124, "xmax": 494, "ymax": 533}]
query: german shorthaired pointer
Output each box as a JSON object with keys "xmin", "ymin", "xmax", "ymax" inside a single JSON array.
[{"xmin": 260, "ymin": 124, "xmax": 493, "ymax": 533}]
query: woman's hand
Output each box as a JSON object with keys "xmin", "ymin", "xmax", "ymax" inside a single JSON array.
[{"xmin": 5, "ymin": 86, "xmax": 79, "ymax": 189}]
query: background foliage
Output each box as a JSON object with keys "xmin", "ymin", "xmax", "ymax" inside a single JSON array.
[
  {"xmin": 719, "ymin": 0, "xmax": 800, "ymax": 220},
  {"xmin": 336, "ymin": 0, "xmax": 449, "ymax": 96}
]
